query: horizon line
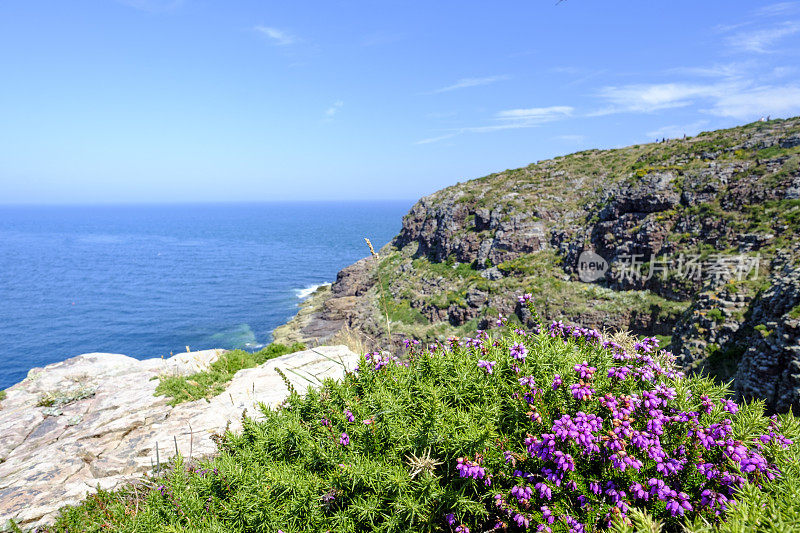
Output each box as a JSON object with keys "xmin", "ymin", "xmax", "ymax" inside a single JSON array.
[{"xmin": 0, "ymin": 198, "xmax": 419, "ymax": 208}]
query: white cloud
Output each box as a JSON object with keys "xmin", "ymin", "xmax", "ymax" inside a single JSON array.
[
  {"xmin": 727, "ymin": 21, "xmax": 800, "ymax": 53},
  {"xmin": 467, "ymin": 106, "xmax": 574, "ymax": 133},
  {"xmin": 667, "ymin": 63, "xmax": 748, "ymax": 78},
  {"xmin": 430, "ymin": 75, "xmax": 509, "ymax": 94},
  {"xmin": 494, "ymin": 106, "xmax": 574, "ymax": 123},
  {"xmin": 707, "ymin": 84, "xmax": 800, "ymax": 119},
  {"xmin": 646, "ymin": 120, "xmax": 709, "ymax": 139},
  {"xmin": 594, "ymin": 77, "xmax": 800, "ymax": 122},
  {"xmin": 756, "ymin": 2, "xmax": 800, "ymax": 17},
  {"xmin": 414, "ymin": 105, "xmax": 573, "ymax": 144},
  {"xmin": 594, "ymin": 83, "xmax": 729, "ymax": 114},
  {"xmin": 325, "ymin": 101, "xmax": 344, "ymax": 117},
  {"xmin": 413, "ymin": 132, "xmax": 461, "ymax": 145},
  {"xmin": 254, "ymin": 26, "xmax": 297, "ymax": 46}
]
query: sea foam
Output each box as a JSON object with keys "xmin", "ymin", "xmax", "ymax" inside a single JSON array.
[{"xmin": 294, "ymin": 283, "xmax": 329, "ymax": 299}]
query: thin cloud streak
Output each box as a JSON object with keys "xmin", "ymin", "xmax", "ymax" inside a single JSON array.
[
  {"xmin": 430, "ymin": 75, "xmax": 510, "ymax": 94},
  {"xmin": 727, "ymin": 21, "xmax": 800, "ymax": 53},
  {"xmin": 254, "ymin": 26, "xmax": 297, "ymax": 46},
  {"xmin": 756, "ymin": 2, "xmax": 800, "ymax": 17},
  {"xmin": 415, "ymin": 106, "xmax": 573, "ymax": 144},
  {"xmin": 593, "ymin": 83, "xmax": 730, "ymax": 114},
  {"xmin": 593, "ymin": 80, "xmax": 800, "ymax": 120},
  {"xmin": 325, "ymin": 101, "xmax": 344, "ymax": 118}
]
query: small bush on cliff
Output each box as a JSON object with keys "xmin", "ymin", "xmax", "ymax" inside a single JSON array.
[
  {"xmin": 155, "ymin": 342, "xmax": 306, "ymax": 406},
  {"xmin": 46, "ymin": 300, "xmax": 799, "ymax": 532}
]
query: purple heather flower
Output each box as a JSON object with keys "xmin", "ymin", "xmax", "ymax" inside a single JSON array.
[
  {"xmin": 511, "ymin": 484, "xmax": 533, "ymax": 502},
  {"xmin": 535, "ymin": 482, "xmax": 552, "ymax": 500},
  {"xmin": 570, "ymin": 382, "xmax": 594, "ymax": 400},
  {"xmin": 445, "ymin": 513, "xmax": 455, "ymax": 526},
  {"xmin": 456, "ymin": 457, "xmax": 485, "ymax": 480},
  {"xmin": 607, "ymin": 366, "xmax": 630, "ymax": 381},
  {"xmin": 320, "ymin": 417, "xmax": 330, "ymax": 427},
  {"xmin": 573, "ymin": 361, "xmax": 597, "ymax": 380},
  {"xmin": 518, "ymin": 292, "xmax": 533, "ymax": 304},
  {"xmin": 512, "ymin": 512, "xmax": 530, "ymax": 528},
  {"xmin": 510, "ymin": 342, "xmax": 527, "ymax": 360},
  {"xmin": 477, "ymin": 359, "xmax": 496, "ymax": 374},
  {"xmin": 345, "ymin": 409, "xmax": 355, "ymax": 423},
  {"xmin": 552, "ymin": 374, "xmax": 563, "ymax": 390},
  {"xmin": 339, "ymin": 432, "xmax": 349, "ymax": 446},
  {"xmin": 549, "ymin": 320, "xmax": 565, "ymax": 337},
  {"xmin": 541, "ymin": 505, "xmax": 554, "ymax": 524},
  {"xmin": 720, "ymin": 398, "xmax": 739, "ymax": 414}
]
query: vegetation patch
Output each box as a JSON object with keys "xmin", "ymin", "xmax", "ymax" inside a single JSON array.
[
  {"xmin": 155, "ymin": 343, "xmax": 306, "ymax": 406},
  {"xmin": 386, "ymin": 298, "xmax": 429, "ymax": 325},
  {"xmin": 37, "ymin": 385, "xmax": 97, "ymax": 409},
  {"xmin": 44, "ymin": 300, "xmax": 800, "ymax": 532}
]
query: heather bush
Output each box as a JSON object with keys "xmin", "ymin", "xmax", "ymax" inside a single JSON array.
[{"xmin": 43, "ymin": 298, "xmax": 799, "ymax": 532}]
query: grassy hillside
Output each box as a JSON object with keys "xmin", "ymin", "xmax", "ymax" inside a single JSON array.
[{"xmin": 292, "ymin": 118, "xmax": 800, "ymax": 411}]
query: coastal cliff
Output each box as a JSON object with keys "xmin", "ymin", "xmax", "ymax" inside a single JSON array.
[{"xmin": 279, "ymin": 117, "xmax": 800, "ymax": 413}]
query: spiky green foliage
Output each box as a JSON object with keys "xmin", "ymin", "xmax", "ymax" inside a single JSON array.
[
  {"xmin": 42, "ymin": 322, "xmax": 799, "ymax": 533},
  {"xmin": 155, "ymin": 343, "xmax": 306, "ymax": 405}
]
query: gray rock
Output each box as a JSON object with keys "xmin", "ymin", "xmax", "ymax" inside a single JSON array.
[{"xmin": 0, "ymin": 346, "xmax": 359, "ymax": 529}]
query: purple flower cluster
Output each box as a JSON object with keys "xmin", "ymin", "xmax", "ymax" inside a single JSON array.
[
  {"xmin": 361, "ymin": 351, "xmax": 406, "ymax": 371},
  {"xmin": 478, "ymin": 359, "xmax": 496, "ymax": 374},
  {"xmin": 444, "ymin": 317, "xmax": 794, "ymax": 531},
  {"xmin": 510, "ymin": 342, "xmax": 528, "ymax": 361},
  {"xmin": 456, "ymin": 457, "xmax": 486, "ymax": 480}
]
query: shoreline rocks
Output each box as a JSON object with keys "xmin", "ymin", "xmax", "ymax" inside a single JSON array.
[{"xmin": 0, "ymin": 345, "xmax": 358, "ymax": 529}]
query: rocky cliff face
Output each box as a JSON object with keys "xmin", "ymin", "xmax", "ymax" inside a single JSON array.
[{"xmin": 280, "ymin": 117, "xmax": 800, "ymax": 412}]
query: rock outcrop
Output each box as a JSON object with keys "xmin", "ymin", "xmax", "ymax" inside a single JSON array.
[
  {"xmin": 734, "ymin": 252, "xmax": 800, "ymax": 413},
  {"xmin": 277, "ymin": 117, "xmax": 800, "ymax": 412},
  {"xmin": 0, "ymin": 345, "xmax": 359, "ymax": 529}
]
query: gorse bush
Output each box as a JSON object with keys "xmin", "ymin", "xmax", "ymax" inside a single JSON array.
[{"xmin": 45, "ymin": 298, "xmax": 799, "ymax": 532}]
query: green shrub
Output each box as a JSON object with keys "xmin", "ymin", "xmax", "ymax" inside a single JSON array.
[
  {"xmin": 44, "ymin": 305, "xmax": 799, "ymax": 533},
  {"xmin": 706, "ymin": 309, "xmax": 724, "ymax": 323}
]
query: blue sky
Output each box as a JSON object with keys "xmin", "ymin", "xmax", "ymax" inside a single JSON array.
[{"xmin": 1, "ymin": 1, "xmax": 800, "ymax": 204}]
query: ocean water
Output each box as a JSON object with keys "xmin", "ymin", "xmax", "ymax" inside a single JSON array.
[{"xmin": 0, "ymin": 201, "xmax": 411, "ymax": 389}]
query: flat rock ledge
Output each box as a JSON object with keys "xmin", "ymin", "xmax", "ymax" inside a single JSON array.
[{"xmin": 0, "ymin": 345, "xmax": 359, "ymax": 529}]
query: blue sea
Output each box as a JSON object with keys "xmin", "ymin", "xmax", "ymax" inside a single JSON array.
[{"xmin": 0, "ymin": 202, "xmax": 411, "ymax": 389}]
